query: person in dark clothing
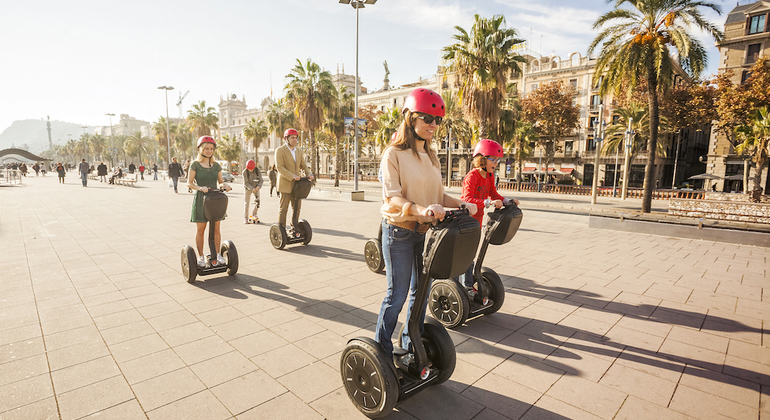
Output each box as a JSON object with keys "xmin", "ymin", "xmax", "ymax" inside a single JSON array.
[
  {"xmin": 56, "ymin": 162, "xmax": 66, "ymax": 183},
  {"xmin": 153, "ymin": 163, "xmax": 158, "ymax": 180},
  {"xmin": 168, "ymin": 157, "xmax": 185, "ymax": 193},
  {"xmin": 97, "ymin": 162, "xmax": 108, "ymax": 182},
  {"xmin": 128, "ymin": 162, "xmax": 136, "ymax": 174},
  {"xmin": 268, "ymin": 165, "xmax": 278, "ymax": 197},
  {"xmin": 109, "ymin": 167, "xmax": 123, "ymax": 184},
  {"xmin": 78, "ymin": 159, "xmax": 89, "ymax": 187}
]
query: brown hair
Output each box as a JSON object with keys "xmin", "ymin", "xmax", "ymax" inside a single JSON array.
[
  {"xmin": 387, "ymin": 110, "xmax": 439, "ymax": 167},
  {"xmin": 472, "ymin": 155, "xmax": 488, "ymax": 169}
]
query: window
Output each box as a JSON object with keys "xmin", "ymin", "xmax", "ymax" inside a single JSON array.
[
  {"xmin": 530, "ymin": 83, "xmax": 538, "ymax": 92},
  {"xmin": 747, "ymin": 43, "xmax": 761, "ymax": 63},
  {"xmin": 741, "ymin": 70, "xmax": 753, "ymax": 83},
  {"xmin": 565, "ymin": 141, "xmax": 573, "ymax": 154},
  {"xmin": 749, "ymin": 14, "xmax": 766, "ymax": 34},
  {"xmin": 569, "ymin": 78, "xmax": 578, "ymax": 90}
]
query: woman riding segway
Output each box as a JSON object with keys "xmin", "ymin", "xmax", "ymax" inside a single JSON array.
[{"xmin": 341, "ymin": 88, "xmax": 479, "ymax": 417}]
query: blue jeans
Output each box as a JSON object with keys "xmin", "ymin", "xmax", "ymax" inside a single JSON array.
[
  {"xmin": 375, "ymin": 219, "xmax": 427, "ymax": 356},
  {"xmin": 172, "ymin": 176, "xmax": 179, "ymax": 192},
  {"xmin": 80, "ymin": 173, "xmax": 87, "ymax": 186},
  {"xmin": 458, "ymin": 262, "xmax": 475, "ymax": 288}
]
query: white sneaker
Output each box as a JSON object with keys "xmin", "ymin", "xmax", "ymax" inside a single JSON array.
[
  {"xmin": 197, "ymin": 256, "xmax": 206, "ymax": 267},
  {"xmin": 217, "ymin": 254, "xmax": 226, "ymax": 265}
]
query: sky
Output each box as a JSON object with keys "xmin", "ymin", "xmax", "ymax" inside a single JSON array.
[{"xmin": 0, "ymin": 0, "xmax": 728, "ymax": 145}]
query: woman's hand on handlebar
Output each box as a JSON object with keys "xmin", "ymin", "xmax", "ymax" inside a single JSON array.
[
  {"xmin": 223, "ymin": 184, "xmax": 232, "ymax": 192},
  {"xmin": 199, "ymin": 186, "xmax": 209, "ymax": 193},
  {"xmin": 423, "ymin": 204, "xmax": 445, "ymax": 221}
]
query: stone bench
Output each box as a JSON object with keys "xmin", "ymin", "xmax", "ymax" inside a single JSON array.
[{"xmin": 115, "ymin": 174, "xmax": 138, "ymax": 187}]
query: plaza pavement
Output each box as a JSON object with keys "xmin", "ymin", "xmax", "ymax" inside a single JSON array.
[{"xmin": 0, "ymin": 173, "xmax": 768, "ymax": 420}]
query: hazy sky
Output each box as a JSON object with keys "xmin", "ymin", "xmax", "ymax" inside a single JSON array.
[{"xmin": 0, "ymin": 0, "xmax": 726, "ymax": 137}]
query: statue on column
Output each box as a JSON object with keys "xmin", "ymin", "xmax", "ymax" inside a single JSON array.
[{"xmin": 382, "ymin": 60, "xmax": 390, "ymax": 91}]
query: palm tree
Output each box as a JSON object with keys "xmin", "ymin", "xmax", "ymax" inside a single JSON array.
[
  {"xmin": 124, "ymin": 131, "xmax": 151, "ymax": 164},
  {"xmin": 243, "ymin": 118, "xmax": 269, "ymax": 163},
  {"xmin": 442, "ymin": 14, "xmax": 526, "ymax": 139},
  {"xmin": 89, "ymin": 134, "xmax": 107, "ymax": 161},
  {"xmin": 152, "ymin": 116, "xmax": 174, "ymax": 164},
  {"xmin": 508, "ymin": 121, "xmax": 537, "ymax": 188},
  {"xmin": 265, "ymin": 98, "xmax": 296, "ymax": 139},
  {"xmin": 601, "ymin": 103, "xmax": 671, "ymax": 162},
  {"xmin": 187, "ymin": 100, "xmax": 219, "ymax": 140},
  {"xmin": 588, "ymin": 0, "xmax": 723, "ymax": 212},
  {"xmin": 285, "ymin": 58, "xmax": 336, "ymax": 175},
  {"xmin": 173, "ymin": 122, "xmax": 194, "ymax": 160},
  {"xmin": 113, "ymin": 134, "xmax": 127, "ymax": 166},
  {"xmin": 218, "ymin": 134, "xmax": 241, "ymax": 165},
  {"xmin": 736, "ymin": 107, "xmax": 770, "ymax": 200},
  {"xmin": 75, "ymin": 134, "xmax": 91, "ymax": 160},
  {"xmin": 324, "ymin": 85, "xmax": 354, "ymax": 186},
  {"xmin": 435, "ymin": 91, "xmax": 472, "ymax": 149}
]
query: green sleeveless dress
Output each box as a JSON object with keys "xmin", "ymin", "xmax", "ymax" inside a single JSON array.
[{"xmin": 190, "ymin": 161, "xmax": 223, "ymax": 223}]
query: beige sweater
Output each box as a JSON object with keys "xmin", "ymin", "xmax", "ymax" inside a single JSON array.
[{"xmin": 380, "ymin": 147, "xmax": 444, "ymax": 223}]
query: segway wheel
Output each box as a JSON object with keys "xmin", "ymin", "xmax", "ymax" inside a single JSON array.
[
  {"xmin": 340, "ymin": 339, "xmax": 399, "ymax": 418},
  {"xmin": 478, "ymin": 268, "xmax": 505, "ymax": 315},
  {"xmin": 269, "ymin": 224, "xmax": 287, "ymax": 250},
  {"xmin": 429, "ymin": 279, "xmax": 470, "ymax": 329},
  {"xmin": 422, "ymin": 317, "xmax": 456, "ymax": 384},
  {"xmin": 221, "ymin": 240, "xmax": 238, "ymax": 276},
  {"xmin": 181, "ymin": 245, "xmax": 197, "ymax": 284},
  {"xmin": 298, "ymin": 219, "xmax": 312, "ymax": 245},
  {"xmin": 364, "ymin": 239, "xmax": 385, "ymax": 273}
]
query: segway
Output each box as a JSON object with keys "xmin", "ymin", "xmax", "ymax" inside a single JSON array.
[
  {"xmin": 363, "ymin": 224, "xmax": 384, "ymax": 273},
  {"xmin": 269, "ymin": 177, "xmax": 312, "ymax": 250},
  {"xmin": 341, "ymin": 208, "xmax": 481, "ymax": 418},
  {"xmin": 429, "ymin": 202, "xmax": 523, "ymax": 328},
  {"xmin": 181, "ymin": 188, "xmax": 239, "ymax": 283}
]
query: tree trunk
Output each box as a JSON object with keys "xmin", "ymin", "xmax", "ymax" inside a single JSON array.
[
  {"xmin": 479, "ymin": 120, "xmax": 489, "ymax": 139},
  {"xmin": 642, "ymin": 74, "xmax": 659, "ymax": 213},
  {"xmin": 334, "ymin": 135, "xmax": 341, "ymax": 187},
  {"xmin": 751, "ymin": 158, "xmax": 766, "ymax": 202},
  {"xmin": 516, "ymin": 159, "xmax": 523, "ymax": 191},
  {"xmin": 308, "ymin": 130, "xmax": 317, "ymax": 176}
]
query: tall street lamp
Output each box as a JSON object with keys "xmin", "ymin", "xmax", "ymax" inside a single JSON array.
[
  {"xmin": 590, "ymin": 105, "xmax": 605, "ymax": 205},
  {"xmin": 81, "ymin": 125, "xmax": 89, "ymax": 163},
  {"xmin": 340, "ymin": 0, "xmax": 376, "ymax": 193},
  {"xmin": 621, "ymin": 117, "xmax": 636, "ymax": 200},
  {"xmin": 105, "ymin": 113, "xmax": 115, "ymax": 168},
  {"xmin": 158, "ymin": 86, "xmax": 174, "ymax": 169}
]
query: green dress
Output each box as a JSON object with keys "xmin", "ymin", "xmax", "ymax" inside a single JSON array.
[{"xmin": 190, "ymin": 161, "xmax": 223, "ymax": 223}]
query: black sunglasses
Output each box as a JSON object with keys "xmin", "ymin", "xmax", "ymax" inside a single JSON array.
[{"xmin": 415, "ymin": 113, "xmax": 443, "ymax": 125}]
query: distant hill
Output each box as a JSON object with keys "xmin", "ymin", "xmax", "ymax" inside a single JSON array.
[{"xmin": 0, "ymin": 120, "xmax": 96, "ymax": 154}]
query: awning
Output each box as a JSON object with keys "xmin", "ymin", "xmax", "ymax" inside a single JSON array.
[
  {"xmin": 724, "ymin": 174, "xmax": 744, "ymax": 180},
  {"xmin": 688, "ymin": 173, "xmax": 722, "ymax": 180},
  {"xmin": 558, "ymin": 167, "xmax": 574, "ymax": 174}
]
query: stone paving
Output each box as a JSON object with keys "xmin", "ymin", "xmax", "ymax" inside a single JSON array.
[{"xmin": 1, "ymin": 173, "xmax": 769, "ymax": 420}]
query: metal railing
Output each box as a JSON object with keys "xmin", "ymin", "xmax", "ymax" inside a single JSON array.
[
  {"xmin": 1, "ymin": 169, "xmax": 23, "ymax": 185},
  {"xmin": 496, "ymin": 181, "xmax": 705, "ymax": 200}
]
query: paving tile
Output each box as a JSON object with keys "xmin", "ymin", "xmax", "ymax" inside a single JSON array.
[
  {"xmin": 277, "ymin": 361, "xmax": 341, "ymax": 403},
  {"xmin": 658, "ymin": 338, "xmax": 726, "ymax": 371},
  {"xmin": 0, "ymin": 323, "xmax": 41, "ymax": 347},
  {"xmin": 456, "ymin": 337, "xmax": 513, "ymax": 371},
  {"xmin": 400, "ymin": 385, "xmax": 484, "ymax": 420},
  {"xmin": 190, "ymin": 350, "xmax": 259, "ymax": 387},
  {"xmin": 81, "ymin": 399, "xmax": 147, "ymax": 419},
  {"xmin": 119, "ymin": 348, "xmax": 187, "ymax": 385},
  {"xmin": 723, "ymin": 354, "xmax": 770, "ymax": 387},
  {"xmin": 211, "ymin": 370, "xmax": 287, "ymax": 415},
  {"xmin": 211, "ymin": 316, "xmax": 264, "ymax": 341},
  {"xmin": 109, "ymin": 333, "xmax": 170, "ymax": 363},
  {"xmin": 604, "ymin": 325, "xmax": 665, "ymax": 352},
  {"xmin": 229, "ymin": 329, "xmax": 289, "ymax": 358},
  {"xmin": 0, "ymin": 397, "xmax": 59, "ymax": 420},
  {"xmin": 545, "ymin": 375, "xmax": 627, "ymax": 419},
  {"xmin": 159, "ymin": 321, "xmax": 215, "ymax": 347},
  {"xmin": 666, "ymin": 326, "xmax": 730, "ymax": 353},
  {"xmin": 293, "ymin": 330, "xmax": 348, "ymax": 360},
  {"xmin": 45, "ymin": 340, "xmax": 110, "ymax": 371},
  {"xmin": 56, "ymin": 376, "xmax": 135, "ymax": 420},
  {"xmin": 131, "ymin": 367, "xmax": 206, "ymax": 411},
  {"xmin": 147, "ymin": 390, "xmax": 232, "ymax": 420},
  {"xmin": 0, "ymin": 373, "xmax": 53, "ymax": 412},
  {"xmin": 146, "ymin": 309, "xmax": 198, "ymax": 332},
  {"xmin": 441, "ymin": 357, "xmax": 489, "ymax": 394},
  {"xmin": 460, "ymin": 372, "xmax": 541, "ymax": 420},
  {"xmin": 237, "ymin": 391, "xmax": 324, "ymax": 420},
  {"xmin": 491, "ymin": 353, "xmax": 565, "ymax": 393},
  {"xmin": 679, "ymin": 365, "xmax": 760, "ymax": 408},
  {"xmin": 50, "ymin": 355, "xmax": 121, "ymax": 394},
  {"xmin": 0, "ymin": 353, "xmax": 50, "ymax": 387},
  {"xmin": 614, "ymin": 395, "xmax": 695, "ymax": 420},
  {"xmin": 669, "ymin": 384, "xmax": 758, "ymax": 420},
  {"xmin": 599, "ymin": 362, "xmax": 677, "ymax": 406},
  {"xmin": 521, "ymin": 394, "xmax": 604, "ymax": 420},
  {"xmin": 251, "ymin": 343, "xmax": 316, "ymax": 378},
  {"xmin": 100, "ymin": 320, "xmax": 156, "ymax": 345}
]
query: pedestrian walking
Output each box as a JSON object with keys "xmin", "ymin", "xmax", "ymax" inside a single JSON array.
[
  {"xmin": 139, "ymin": 164, "xmax": 145, "ymax": 180},
  {"xmin": 33, "ymin": 163, "xmax": 40, "ymax": 176},
  {"xmin": 97, "ymin": 162, "xmax": 108, "ymax": 182},
  {"xmin": 168, "ymin": 157, "xmax": 184, "ymax": 193},
  {"xmin": 242, "ymin": 159, "xmax": 263, "ymax": 223},
  {"xmin": 56, "ymin": 162, "xmax": 66, "ymax": 183},
  {"xmin": 268, "ymin": 165, "xmax": 278, "ymax": 197},
  {"xmin": 128, "ymin": 162, "xmax": 136, "ymax": 174},
  {"xmin": 152, "ymin": 163, "xmax": 158, "ymax": 180},
  {"xmin": 78, "ymin": 159, "xmax": 89, "ymax": 187}
]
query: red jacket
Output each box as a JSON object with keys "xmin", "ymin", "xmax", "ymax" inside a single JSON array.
[{"xmin": 461, "ymin": 168, "xmax": 505, "ymax": 226}]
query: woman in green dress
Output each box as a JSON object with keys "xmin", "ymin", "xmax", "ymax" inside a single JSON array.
[{"xmin": 187, "ymin": 136, "xmax": 232, "ymax": 267}]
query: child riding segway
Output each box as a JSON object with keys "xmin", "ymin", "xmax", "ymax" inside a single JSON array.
[
  {"xmin": 269, "ymin": 128, "xmax": 315, "ymax": 250},
  {"xmin": 181, "ymin": 136, "xmax": 238, "ymax": 283}
]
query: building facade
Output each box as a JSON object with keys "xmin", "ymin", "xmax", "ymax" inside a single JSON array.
[{"xmin": 709, "ymin": 0, "xmax": 770, "ymax": 193}]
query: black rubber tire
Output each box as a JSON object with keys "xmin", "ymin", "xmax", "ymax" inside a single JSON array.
[
  {"xmin": 340, "ymin": 339, "xmax": 399, "ymax": 418},
  {"xmin": 181, "ymin": 245, "xmax": 197, "ymax": 284},
  {"xmin": 478, "ymin": 268, "xmax": 505, "ymax": 315},
  {"xmin": 221, "ymin": 240, "xmax": 238, "ymax": 276},
  {"xmin": 269, "ymin": 224, "xmax": 287, "ymax": 250},
  {"xmin": 422, "ymin": 318, "xmax": 456, "ymax": 385},
  {"xmin": 364, "ymin": 239, "xmax": 385, "ymax": 273},
  {"xmin": 428, "ymin": 279, "xmax": 470, "ymax": 329},
  {"xmin": 298, "ymin": 219, "xmax": 312, "ymax": 245}
]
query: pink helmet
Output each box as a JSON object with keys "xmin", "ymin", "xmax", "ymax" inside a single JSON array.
[
  {"xmin": 403, "ymin": 88, "xmax": 445, "ymax": 117},
  {"xmin": 284, "ymin": 128, "xmax": 298, "ymax": 138},
  {"xmin": 473, "ymin": 139, "xmax": 504, "ymax": 158},
  {"xmin": 246, "ymin": 159, "xmax": 255, "ymax": 170},
  {"xmin": 197, "ymin": 136, "xmax": 216, "ymax": 148}
]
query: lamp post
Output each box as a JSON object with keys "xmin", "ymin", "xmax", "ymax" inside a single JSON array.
[
  {"xmin": 81, "ymin": 125, "xmax": 89, "ymax": 163},
  {"xmin": 671, "ymin": 129, "xmax": 682, "ymax": 189},
  {"xmin": 340, "ymin": 0, "xmax": 376, "ymax": 193},
  {"xmin": 158, "ymin": 86, "xmax": 174, "ymax": 169},
  {"xmin": 590, "ymin": 105, "xmax": 605, "ymax": 204},
  {"xmin": 105, "ymin": 113, "xmax": 115, "ymax": 168},
  {"xmin": 621, "ymin": 117, "xmax": 635, "ymax": 200}
]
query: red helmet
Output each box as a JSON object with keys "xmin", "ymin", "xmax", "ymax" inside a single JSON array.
[
  {"xmin": 197, "ymin": 136, "xmax": 216, "ymax": 148},
  {"xmin": 284, "ymin": 128, "xmax": 298, "ymax": 138},
  {"xmin": 403, "ymin": 88, "xmax": 445, "ymax": 117},
  {"xmin": 246, "ymin": 159, "xmax": 255, "ymax": 170},
  {"xmin": 473, "ymin": 139, "xmax": 504, "ymax": 158}
]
